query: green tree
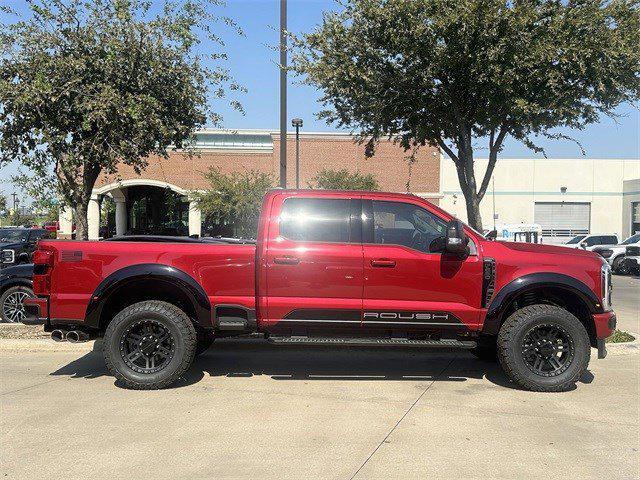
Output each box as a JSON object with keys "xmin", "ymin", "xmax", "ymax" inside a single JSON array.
[
  {"xmin": 191, "ymin": 168, "xmax": 274, "ymax": 238},
  {"xmin": 0, "ymin": 0, "xmax": 242, "ymax": 239},
  {"xmin": 293, "ymin": 0, "xmax": 640, "ymax": 230},
  {"xmin": 309, "ymin": 168, "xmax": 379, "ymax": 191}
]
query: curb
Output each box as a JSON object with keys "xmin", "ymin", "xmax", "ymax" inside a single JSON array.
[
  {"xmin": 604, "ymin": 333, "xmax": 640, "ymax": 356},
  {"xmin": 0, "ymin": 338, "xmax": 99, "ymax": 353}
]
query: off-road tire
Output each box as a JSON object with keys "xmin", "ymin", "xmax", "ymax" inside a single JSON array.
[
  {"xmin": 497, "ymin": 304, "xmax": 590, "ymax": 392},
  {"xmin": 195, "ymin": 329, "xmax": 214, "ymax": 356},
  {"xmin": 470, "ymin": 336, "xmax": 497, "ymax": 362},
  {"xmin": 103, "ymin": 300, "xmax": 197, "ymax": 390}
]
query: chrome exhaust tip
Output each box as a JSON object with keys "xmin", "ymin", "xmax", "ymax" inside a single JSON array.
[
  {"xmin": 66, "ymin": 330, "xmax": 90, "ymax": 343},
  {"xmin": 51, "ymin": 329, "xmax": 66, "ymax": 342}
]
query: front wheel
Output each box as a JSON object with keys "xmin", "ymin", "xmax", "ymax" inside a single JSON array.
[
  {"xmin": 103, "ymin": 300, "xmax": 197, "ymax": 390},
  {"xmin": 497, "ymin": 304, "xmax": 590, "ymax": 392}
]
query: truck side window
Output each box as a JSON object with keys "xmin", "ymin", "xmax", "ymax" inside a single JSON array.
[
  {"xmin": 372, "ymin": 201, "xmax": 447, "ymax": 253},
  {"xmin": 279, "ymin": 198, "xmax": 351, "ymax": 243},
  {"xmin": 586, "ymin": 236, "xmax": 601, "ymax": 246}
]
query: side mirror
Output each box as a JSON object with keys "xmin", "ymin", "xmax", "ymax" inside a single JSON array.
[
  {"xmin": 486, "ymin": 230, "xmax": 497, "ymax": 241},
  {"xmin": 579, "ymin": 241, "xmax": 588, "ymax": 249},
  {"xmin": 429, "ymin": 219, "xmax": 470, "ymax": 256}
]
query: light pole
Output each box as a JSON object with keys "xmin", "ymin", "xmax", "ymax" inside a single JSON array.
[
  {"xmin": 291, "ymin": 118, "xmax": 303, "ymax": 188},
  {"xmin": 279, "ymin": 0, "xmax": 287, "ymax": 188}
]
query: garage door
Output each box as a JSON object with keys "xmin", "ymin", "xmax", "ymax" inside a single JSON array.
[{"xmin": 534, "ymin": 202, "xmax": 591, "ymax": 242}]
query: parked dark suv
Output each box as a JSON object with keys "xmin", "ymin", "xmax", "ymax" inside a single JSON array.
[{"xmin": 0, "ymin": 228, "xmax": 53, "ymax": 269}]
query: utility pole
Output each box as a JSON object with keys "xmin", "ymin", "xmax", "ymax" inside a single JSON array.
[
  {"xmin": 291, "ymin": 118, "xmax": 303, "ymax": 188},
  {"xmin": 11, "ymin": 192, "xmax": 18, "ymax": 215},
  {"xmin": 492, "ymin": 176, "xmax": 496, "ymax": 231},
  {"xmin": 279, "ymin": 0, "xmax": 287, "ymax": 188}
]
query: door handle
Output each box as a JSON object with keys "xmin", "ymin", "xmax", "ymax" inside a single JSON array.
[
  {"xmin": 371, "ymin": 258, "xmax": 396, "ymax": 268},
  {"xmin": 274, "ymin": 256, "xmax": 300, "ymax": 265}
]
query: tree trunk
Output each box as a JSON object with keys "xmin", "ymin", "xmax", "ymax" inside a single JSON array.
[
  {"xmin": 464, "ymin": 189, "xmax": 483, "ymax": 232},
  {"xmin": 73, "ymin": 198, "xmax": 90, "ymax": 241}
]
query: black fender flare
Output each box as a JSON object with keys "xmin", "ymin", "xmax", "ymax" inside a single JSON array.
[
  {"xmin": 84, "ymin": 263, "xmax": 211, "ymax": 329},
  {"xmin": 482, "ymin": 272, "xmax": 601, "ymax": 336},
  {"xmin": 0, "ymin": 265, "xmax": 34, "ymax": 293}
]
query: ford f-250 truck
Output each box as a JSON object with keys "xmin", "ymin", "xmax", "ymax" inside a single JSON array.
[{"xmin": 23, "ymin": 190, "xmax": 616, "ymax": 391}]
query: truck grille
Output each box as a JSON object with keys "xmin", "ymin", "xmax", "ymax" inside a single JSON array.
[
  {"xmin": 595, "ymin": 248, "xmax": 613, "ymax": 259},
  {"xmin": 626, "ymin": 246, "xmax": 640, "ymax": 256}
]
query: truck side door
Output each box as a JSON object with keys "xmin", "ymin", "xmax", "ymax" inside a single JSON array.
[
  {"xmin": 263, "ymin": 194, "xmax": 364, "ymax": 333},
  {"xmin": 362, "ymin": 199, "xmax": 483, "ymax": 333}
]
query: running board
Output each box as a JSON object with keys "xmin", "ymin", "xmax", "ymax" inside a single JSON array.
[{"xmin": 267, "ymin": 336, "xmax": 477, "ymax": 348}]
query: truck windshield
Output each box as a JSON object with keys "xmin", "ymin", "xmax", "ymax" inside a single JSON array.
[
  {"xmin": 566, "ymin": 235, "xmax": 586, "ymax": 244},
  {"xmin": 0, "ymin": 229, "xmax": 26, "ymax": 243},
  {"xmin": 621, "ymin": 233, "xmax": 640, "ymax": 245}
]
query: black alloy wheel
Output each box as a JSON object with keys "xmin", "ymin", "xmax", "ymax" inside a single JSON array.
[
  {"xmin": 120, "ymin": 319, "xmax": 175, "ymax": 374},
  {"xmin": 521, "ymin": 324, "xmax": 574, "ymax": 377},
  {"xmin": 103, "ymin": 300, "xmax": 197, "ymax": 390},
  {"xmin": 497, "ymin": 304, "xmax": 590, "ymax": 392}
]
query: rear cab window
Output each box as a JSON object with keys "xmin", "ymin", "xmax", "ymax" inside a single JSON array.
[{"xmin": 279, "ymin": 197, "xmax": 353, "ymax": 243}]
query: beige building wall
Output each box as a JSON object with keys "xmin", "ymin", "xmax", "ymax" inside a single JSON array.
[{"xmin": 439, "ymin": 158, "xmax": 640, "ymax": 241}]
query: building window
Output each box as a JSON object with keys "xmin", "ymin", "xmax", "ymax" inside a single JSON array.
[{"xmin": 632, "ymin": 202, "xmax": 640, "ymax": 235}]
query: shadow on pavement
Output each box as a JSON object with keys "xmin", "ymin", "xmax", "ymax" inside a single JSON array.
[{"xmin": 49, "ymin": 338, "xmax": 594, "ymax": 391}]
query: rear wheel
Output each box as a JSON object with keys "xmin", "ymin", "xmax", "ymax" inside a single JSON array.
[
  {"xmin": 497, "ymin": 304, "xmax": 590, "ymax": 392},
  {"xmin": 0, "ymin": 286, "xmax": 34, "ymax": 323},
  {"xmin": 103, "ymin": 300, "xmax": 196, "ymax": 390}
]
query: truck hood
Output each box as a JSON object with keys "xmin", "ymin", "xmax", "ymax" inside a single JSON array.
[{"xmin": 493, "ymin": 241, "xmax": 598, "ymax": 258}]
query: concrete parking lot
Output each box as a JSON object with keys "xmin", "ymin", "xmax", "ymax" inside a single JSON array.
[{"xmin": 1, "ymin": 276, "xmax": 638, "ymax": 480}]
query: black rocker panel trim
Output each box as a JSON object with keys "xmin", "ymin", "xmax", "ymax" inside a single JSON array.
[
  {"xmin": 84, "ymin": 263, "xmax": 212, "ymax": 329},
  {"xmin": 283, "ymin": 308, "xmax": 361, "ymax": 322},
  {"xmin": 482, "ymin": 272, "xmax": 602, "ymax": 335},
  {"xmin": 281, "ymin": 308, "xmax": 467, "ymax": 329}
]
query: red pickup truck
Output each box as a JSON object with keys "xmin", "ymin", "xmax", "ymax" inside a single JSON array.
[{"xmin": 24, "ymin": 190, "xmax": 616, "ymax": 392}]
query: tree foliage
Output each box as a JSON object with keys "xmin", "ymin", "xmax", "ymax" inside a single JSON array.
[
  {"xmin": 293, "ymin": 0, "xmax": 640, "ymax": 229},
  {"xmin": 0, "ymin": 0, "xmax": 243, "ymax": 239},
  {"xmin": 191, "ymin": 168, "xmax": 274, "ymax": 238},
  {"xmin": 309, "ymin": 168, "xmax": 380, "ymax": 191}
]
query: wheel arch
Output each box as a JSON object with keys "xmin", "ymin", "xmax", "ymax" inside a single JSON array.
[
  {"xmin": 84, "ymin": 264, "xmax": 212, "ymax": 331},
  {"xmin": 483, "ymin": 273, "xmax": 601, "ymax": 346},
  {"xmin": 0, "ymin": 279, "xmax": 33, "ymax": 295}
]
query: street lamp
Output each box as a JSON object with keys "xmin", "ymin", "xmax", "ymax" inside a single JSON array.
[{"xmin": 291, "ymin": 118, "xmax": 303, "ymax": 188}]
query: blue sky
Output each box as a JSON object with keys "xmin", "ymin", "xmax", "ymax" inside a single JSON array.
[{"xmin": 1, "ymin": 0, "xmax": 639, "ymax": 200}]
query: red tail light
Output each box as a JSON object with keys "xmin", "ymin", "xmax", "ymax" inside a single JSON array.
[
  {"xmin": 32, "ymin": 248, "xmax": 54, "ymax": 295},
  {"xmin": 33, "ymin": 249, "xmax": 54, "ymax": 267}
]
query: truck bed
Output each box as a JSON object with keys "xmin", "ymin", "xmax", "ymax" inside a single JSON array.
[{"xmin": 40, "ymin": 239, "xmax": 256, "ymax": 323}]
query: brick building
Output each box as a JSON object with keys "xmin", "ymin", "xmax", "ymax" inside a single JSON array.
[{"xmin": 59, "ymin": 130, "xmax": 442, "ymax": 239}]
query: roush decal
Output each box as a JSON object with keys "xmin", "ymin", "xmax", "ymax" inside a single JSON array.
[
  {"xmin": 362, "ymin": 311, "xmax": 464, "ymax": 327},
  {"xmin": 363, "ymin": 312, "xmax": 450, "ymax": 321}
]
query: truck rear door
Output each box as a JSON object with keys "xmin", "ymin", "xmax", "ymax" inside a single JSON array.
[{"xmin": 262, "ymin": 193, "xmax": 363, "ymax": 333}]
